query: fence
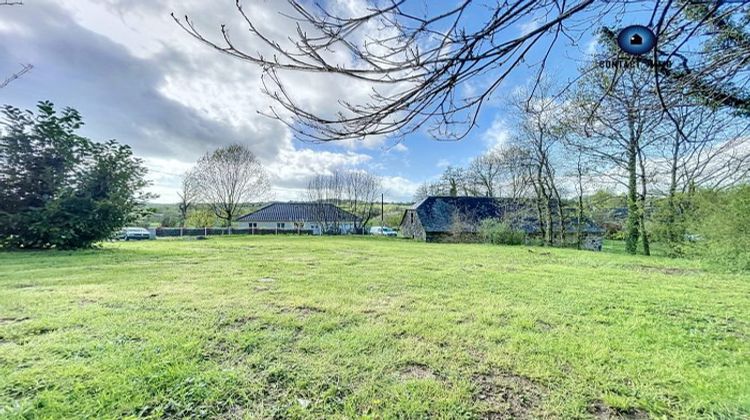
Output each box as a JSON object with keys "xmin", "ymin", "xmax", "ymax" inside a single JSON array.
[{"xmin": 154, "ymin": 227, "xmax": 315, "ymax": 237}]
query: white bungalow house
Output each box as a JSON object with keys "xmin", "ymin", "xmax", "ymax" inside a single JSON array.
[{"xmin": 237, "ymin": 202, "xmax": 359, "ymax": 235}]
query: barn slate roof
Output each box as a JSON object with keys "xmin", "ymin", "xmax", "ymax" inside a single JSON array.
[
  {"xmin": 406, "ymin": 196, "xmax": 603, "ymax": 235},
  {"xmin": 237, "ymin": 202, "xmax": 359, "ymax": 222}
]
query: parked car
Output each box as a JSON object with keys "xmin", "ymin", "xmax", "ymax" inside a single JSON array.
[
  {"xmin": 117, "ymin": 227, "xmax": 152, "ymax": 241},
  {"xmin": 369, "ymin": 226, "xmax": 397, "ymax": 237}
]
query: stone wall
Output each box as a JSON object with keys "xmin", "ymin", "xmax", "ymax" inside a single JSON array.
[{"xmin": 399, "ymin": 210, "xmax": 427, "ymax": 241}]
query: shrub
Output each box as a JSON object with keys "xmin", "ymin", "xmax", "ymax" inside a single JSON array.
[
  {"xmin": 690, "ymin": 186, "xmax": 750, "ymax": 271},
  {"xmin": 479, "ymin": 219, "xmax": 526, "ymax": 245}
]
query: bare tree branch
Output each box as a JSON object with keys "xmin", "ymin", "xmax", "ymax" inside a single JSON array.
[
  {"xmin": 173, "ymin": 0, "xmax": 604, "ymax": 142},
  {"xmin": 173, "ymin": 1, "xmax": 749, "ymax": 143},
  {"xmin": 0, "ymin": 64, "xmax": 33, "ymax": 89},
  {"xmin": 0, "ymin": 2, "xmax": 31, "ymax": 89}
]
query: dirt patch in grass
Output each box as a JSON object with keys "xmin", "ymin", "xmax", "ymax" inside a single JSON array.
[
  {"xmin": 535, "ymin": 319, "xmax": 553, "ymax": 331},
  {"xmin": 0, "ymin": 316, "xmax": 30, "ymax": 325},
  {"xmin": 361, "ymin": 296, "xmax": 400, "ymax": 319},
  {"xmin": 31, "ymin": 326, "xmax": 57, "ymax": 336},
  {"xmin": 113, "ymin": 335, "xmax": 144, "ymax": 345},
  {"xmin": 78, "ymin": 298, "xmax": 97, "ymax": 306},
  {"xmin": 219, "ymin": 405, "xmax": 246, "ymax": 419},
  {"xmin": 587, "ymin": 400, "xmax": 649, "ymax": 419},
  {"xmin": 399, "ymin": 362, "xmax": 437, "ymax": 380},
  {"xmin": 230, "ymin": 315, "xmax": 257, "ymax": 328},
  {"xmin": 279, "ymin": 305, "xmax": 325, "ymax": 316},
  {"xmin": 217, "ymin": 315, "xmax": 258, "ymax": 330},
  {"xmin": 631, "ymin": 265, "xmax": 702, "ymax": 276},
  {"xmin": 362, "ymin": 308, "xmax": 381, "ymax": 318},
  {"xmin": 472, "ymin": 369, "xmax": 545, "ymax": 419}
]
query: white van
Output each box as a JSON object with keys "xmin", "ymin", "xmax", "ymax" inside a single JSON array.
[{"xmin": 369, "ymin": 226, "xmax": 397, "ymax": 237}]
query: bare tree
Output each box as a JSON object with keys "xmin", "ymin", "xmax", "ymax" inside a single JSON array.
[
  {"xmin": 307, "ymin": 171, "xmax": 345, "ymax": 234},
  {"xmin": 468, "ymin": 151, "xmax": 503, "ymax": 197},
  {"xmin": 441, "ymin": 166, "xmax": 473, "ymax": 197},
  {"xmin": 573, "ymin": 63, "xmax": 665, "ymax": 255},
  {"xmin": 342, "ymin": 171, "xmax": 381, "ymax": 234},
  {"xmin": 413, "ymin": 182, "xmax": 443, "ymax": 202},
  {"xmin": 495, "ymin": 145, "xmax": 532, "ymax": 201},
  {"xmin": 173, "ymin": 1, "xmax": 749, "ymax": 142},
  {"xmin": 510, "ymin": 82, "xmax": 569, "ymax": 246},
  {"xmin": 177, "ymin": 169, "xmax": 199, "ymax": 228},
  {"xmin": 650, "ymin": 102, "xmax": 750, "ymax": 254},
  {"xmin": 656, "ymin": 106, "xmax": 750, "ymax": 196},
  {"xmin": 573, "ymin": 151, "xmax": 587, "ymax": 250},
  {"xmin": 307, "ymin": 169, "xmax": 381, "ymax": 234},
  {"xmin": 412, "ymin": 166, "xmax": 476, "ymax": 201},
  {"xmin": 193, "ymin": 144, "xmax": 271, "ymax": 231}
]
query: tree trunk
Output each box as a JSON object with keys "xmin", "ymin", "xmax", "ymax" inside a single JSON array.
[
  {"xmin": 546, "ymin": 170, "xmax": 565, "ymax": 246},
  {"xmin": 576, "ymin": 158, "xmax": 584, "ymax": 250},
  {"xmin": 535, "ymin": 144, "xmax": 553, "ymax": 246},
  {"xmin": 637, "ymin": 148, "xmax": 650, "ymax": 256},
  {"xmin": 625, "ymin": 118, "xmax": 640, "ymax": 255},
  {"xmin": 536, "ymin": 165, "xmax": 553, "ymax": 246},
  {"xmin": 666, "ymin": 136, "xmax": 681, "ymax": 256},
  {"xmin": 529, "ymin": 170, "xmax": 547, "ymax": 244},
  {"xmin": 545, "ymin": 200, "xmax": 554, "ymax": 246}
]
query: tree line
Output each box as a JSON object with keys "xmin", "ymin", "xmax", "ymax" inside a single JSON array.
[{"xmin": 413, "ymin": 59, "xmax": 749, "ymax": 261}]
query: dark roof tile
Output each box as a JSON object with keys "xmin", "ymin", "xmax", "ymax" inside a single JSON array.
[{"xmin": 237, "ymin": 202, "xmax": 359, "ymax": 222}]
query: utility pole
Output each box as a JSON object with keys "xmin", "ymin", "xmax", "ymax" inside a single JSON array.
[{"xmin": 381, "ymin": 193, "xmax": 385, "ymax": 227}]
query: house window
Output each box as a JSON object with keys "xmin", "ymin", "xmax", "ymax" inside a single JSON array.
[
  {"xmin": 410, "ymin": 213, "xmax": 414, "ymax": 223},
  {"xmin": 277, "ymin": 223, "xmax": 285, "ymax": 229},
  {"xmin": 248, "ymin": 223, "xmax": 257, "ymax": 228}
]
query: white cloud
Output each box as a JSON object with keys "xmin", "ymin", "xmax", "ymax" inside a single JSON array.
[
  {"xmin": 382, "ymin": 176, "xmax": 420, "ymax": 202},
  {"xmin": 585, "ymin": 37, "xmax": 599, "ymax": 56},
  {"xmin": 391, "ymin": 143, "xmax": 408, "ymax": 153},
  {"xmin": 518, "ymin": 18, "xmax": 541, "ymax": 36},
  {"xmin": 436, "ymin": 159, "xmax": 451, "ymax": 168},
  {"xmin": 2, "ymin": 0, "xmax": 406, "ymax": 204},
  {"xmin": 482, "ymin": 117, "xmax": 511, "ymax": 150}
]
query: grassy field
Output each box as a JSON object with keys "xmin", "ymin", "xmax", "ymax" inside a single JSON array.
[{"xmin": 0, "ymin": 237, "xmax": 748, "ymax": 419}]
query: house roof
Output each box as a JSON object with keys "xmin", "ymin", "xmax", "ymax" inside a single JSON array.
[
  {"xmin": 405, "ymin": 196, "xmax": 603, "ymax": 235},
  {"xmin": 406, "ymin": 196, "xmax": 520, "ymax": 233},
  {"xmin": 237, "ymin": 202, "xmax": 359, "ymax": 222}
]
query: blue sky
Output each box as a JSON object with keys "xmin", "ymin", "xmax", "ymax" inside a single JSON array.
[{"xmin": 0, "ymin": 0, "xmax": 656, "ymax": 202}]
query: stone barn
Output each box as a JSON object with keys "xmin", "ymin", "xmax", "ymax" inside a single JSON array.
[{"xmin": 400, "ymin": 196, "xmax": 604, "ymax": 250}]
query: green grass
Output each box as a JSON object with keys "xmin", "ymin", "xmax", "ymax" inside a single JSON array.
[
  {"xmin": 601, "ymin": 239, "xmax": 671, "ymax": 257},
  {"xmin": 0, "ymin": 237, "xmax": 748, "ymax": 419}
]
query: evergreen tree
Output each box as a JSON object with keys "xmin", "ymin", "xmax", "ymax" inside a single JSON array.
[{"xmin": 0, "ymin": 101, "xmax": 151, "ymax": 249}]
